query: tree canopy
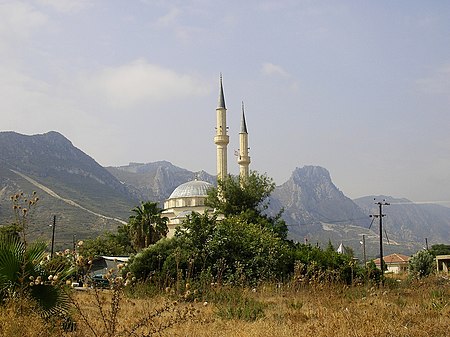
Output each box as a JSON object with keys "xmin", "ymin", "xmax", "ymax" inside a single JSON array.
[
  {"xmin": 128, "ymin": 201, "xmax": 168, "ymax": 251},
  {"xmin": 206, "ymin": 172, "xmax": 287, "ymax": 239}
]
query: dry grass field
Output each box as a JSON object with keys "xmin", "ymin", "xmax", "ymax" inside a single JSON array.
[{"xmin": 1, "ymin": 275, "xmax": 449, "ymax": 337}]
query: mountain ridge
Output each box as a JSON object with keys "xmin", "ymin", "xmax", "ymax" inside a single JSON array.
[{"xmin": 0, "ymin": 131, "xmax": 448, "ymax": 255}]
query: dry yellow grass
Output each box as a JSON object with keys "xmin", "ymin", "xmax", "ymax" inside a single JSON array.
[{"xmin": 1, "ymin": 276, "xmax": 449, "ymax": 337}]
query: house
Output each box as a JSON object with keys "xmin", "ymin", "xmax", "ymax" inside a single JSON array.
[
  {"xmin": 436, "ymin": 255, "xmax": 450, "ymax": 273},
  {"xmin": 373, "ymin": 253, "xmax": 410, "ymax": 274}
]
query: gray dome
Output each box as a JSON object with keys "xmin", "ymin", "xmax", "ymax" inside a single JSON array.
[{"xmin": 168, "ymin": 180, "xmax": 213, "ymax": 199}]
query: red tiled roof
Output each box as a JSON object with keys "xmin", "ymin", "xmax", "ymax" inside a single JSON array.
[{"xmin": 373, "ymin": 253, "xmax": 410, "ymax": 265}]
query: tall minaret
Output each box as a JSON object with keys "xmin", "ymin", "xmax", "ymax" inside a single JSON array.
[
  {"xmin": 238, "ymin": 102, "xmax": 250, "ymax": 181},
  {"xmin": 214, "ymin": 75, "xmax": 229, "ymax": 182}
]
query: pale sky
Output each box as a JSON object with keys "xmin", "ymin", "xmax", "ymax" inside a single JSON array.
[{"xmin": 1, "ymin": 0, "xmax": 450, "ymax": 205}]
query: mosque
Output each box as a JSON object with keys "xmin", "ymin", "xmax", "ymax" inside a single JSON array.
[{"xmin": 163, "ymin": 77, "xmax": 251, "ymax": 237}]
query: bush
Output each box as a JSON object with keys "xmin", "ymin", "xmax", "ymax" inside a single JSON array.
[{"xmin": 408, "ymin": 249, "xmax": 435, "ymax": 278}]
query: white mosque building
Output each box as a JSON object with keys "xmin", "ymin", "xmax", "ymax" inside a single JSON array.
[{"xmin": 163, "ymin": 76, "xmax": 251, "ymax": 237}]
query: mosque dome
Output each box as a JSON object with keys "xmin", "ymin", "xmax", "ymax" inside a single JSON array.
[{"xmin": 168, "ymin": 180, "xmax": 213, "ymax": 199}]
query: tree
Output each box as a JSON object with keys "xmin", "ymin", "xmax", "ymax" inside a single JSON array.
[
  {"xmin": 408, "ymin": 249, "xmax": 434, "ymax": 278},
  {"xmin": 128, "ymin": 201, "xmax": 168, "ymax": 251},
  {"xmin": 78, "ymin": 230, "xmax": 134, "ymax": 258},
  {"xmin": 206, "ymin": 172, "xmax": 275, "ymax": 216},
  {"xmin": 429, "ymin": 244, "xmax": 450, "ymax": 257},
  {"xmin": 206, "ymin": 172, "xmax": 287, "ymax": 239}
]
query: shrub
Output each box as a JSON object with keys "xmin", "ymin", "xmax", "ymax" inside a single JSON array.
[{"xmin": 408, "ymin": 249, "xmax": 435, "ymax": 278}]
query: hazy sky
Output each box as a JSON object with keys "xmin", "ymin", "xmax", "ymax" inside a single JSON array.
[{"xmin": 1, "ymin": 0, "xmax": 450, "ymax": 205}]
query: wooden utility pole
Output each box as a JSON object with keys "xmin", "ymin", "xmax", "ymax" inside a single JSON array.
[
  {"xmin": 370, "ymin": 200, "xmax": 389, "ymax": 285},
  {"xmin": 51, "ymin": 215, "xmax": 56, "ymax": 259},
  {"xmin": 73, "ymin": 234, "xmax": 77, "ymax": 252},
  {"xmin": 362, "ymin": 234, "xmax": 367, "ymax": 266}
]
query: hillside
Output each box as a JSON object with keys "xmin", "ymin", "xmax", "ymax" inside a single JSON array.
[
  {"xmin": 106, "ymin": 161, "xmax": 215, "ymax": 202},
  {"xmin": 354, "ymin": 195, "xmax": 450, "ymax": 244},
  {"xmin": 0, "ymin": 131, "xmax": 137, "ymax": 247},
  {"xmin": 1, "ymin": 131, "xmax": 448, "ymax": 256}
]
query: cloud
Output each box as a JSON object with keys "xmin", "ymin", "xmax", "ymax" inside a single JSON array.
[
  {"xmin": 36, "ymin": 0, "xmax": 91, "ymax": 13},
  {"xmin": 0, "ymin": 1, "xmax": 47, "ymax": 52},
  {"xmin": 83, "ymin": 59, "xmax": 210, "ymax": 109},
  {"xmin": 416, "ymin": 64, "xmax": 450, "ymax": 97},
  {"xmin": 153, "ymin": 6, "xmax": 181, "ymax": 28},
  {"xmin": 261, "ymin": 62, "xmax": 290, "ymax": 78},
  {"xmin": 260, "ymin": 62, "xmax": 300, "ymax": 93}
]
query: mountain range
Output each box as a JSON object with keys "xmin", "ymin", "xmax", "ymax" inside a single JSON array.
[{"xmin": 0, "ymin": 131, "xmax": 448, "ymax": 257}]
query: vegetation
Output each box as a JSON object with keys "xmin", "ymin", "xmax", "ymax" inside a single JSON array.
[
  {"xmin": 78, "ymin": 227, "xmax": 134, "ymax": 258},
  {"xmin": 128, "ymin": 201, "xmax": 168, "ymax": 251},
  {"xmin": 409, "ymin": 249, "xmax": 435, "ymax": 278},
  {"xmin": 206, "ymin": 172, "xmax": 288, "ymax": 239},
  {"xmin": 430, "ymin": 244, "xmax": 450, "ymax": 256},
  {"xmin": 0, "ymin": 275, "xmax": 448, "ymax": 336},
  {"xmin": 0, "ymin": 192, "xmax": 72, "ymax": 320},
  {"xmin": 1, "ymin": 186, "xmax": 448, "ymax": 336}
]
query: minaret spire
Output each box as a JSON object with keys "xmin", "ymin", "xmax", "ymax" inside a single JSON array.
[
  {"xmin": 214, "ymin": 75, "xmax": 229, "ymax": 183},
  {"xmin": 217, "ymin": 73, "xmax": 226, "ymax": 109},
  {"xmin": 238, "ymin": 101, "xmax": 250, "ymax": 182}
]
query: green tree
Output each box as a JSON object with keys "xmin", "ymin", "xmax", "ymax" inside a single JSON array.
[
  {"xmin": 206, "ymin": 172, "xmax": 287, "ymax": 239},
  {"xmin": 128, "ymin": 201, "xmax": 168, "ymax": 251},
  {"xmin": 0, "ymin": 223, "xmax": 22, "ymax": 239},
  {"xmin": 408, "ymin": 249, "xmax": 434, "ymax": 278},
  {"xmin": 78, "ymin": 230, "xmax": 134, "ymax": 258},
  {"xmin": 429, "ymin": 244, "xmax": 450, "ymax": 257}
]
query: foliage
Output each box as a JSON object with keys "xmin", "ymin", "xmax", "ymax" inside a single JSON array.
[
  {"xmin": 79, "ymin": 229, "xmax": 135, "ymax": 258},
  {"xmin": 408, "ymin": 249, "xmax": 435, "ymax": 278},
  {"xmin": 206, "ymin": 172, "xmax": 275, "ymax": 216},
  {"xmin": 429, "ymin": 244, "xmax": 450, "ymax": 257},
  {"xmin": 0, "ymin": 223, "xmax": 22, "ymax": 239},
  {"xmin": 127, "ymin": 238, "xmax": 181, "ymax": 281},
  {"xmin": 290, "ymin": 243, "xmax": 358, "ymax": 285},
  {"xmin": 127, "ymin": 211, "xmax": 291, "ymax": 286},
  {"xmin": 212, "ymin": 287, "xmax": 266, "ymax": 321},
  {"xmin": 128, "ymin": 201, "xmax": 168, "ymax": 251},
  {"xmin": 206, "ymin": 172, "xmax": 288, "ymax": 239},
  {"xmin": 0, "ymin": 233, "xmax": 71, "ymax": 318}
]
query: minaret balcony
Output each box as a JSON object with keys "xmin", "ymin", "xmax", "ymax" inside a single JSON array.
[
  {"xmin": 214, "ymin": 135, "xmax": 229, "ymax": 145},
  {"xmin": 238, "ymin": 156, "xmax": 250, "ymax": 165}
]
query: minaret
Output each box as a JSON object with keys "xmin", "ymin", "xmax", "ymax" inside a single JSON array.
[
  {"xmin": 214, "ymin": 75, "xmax": 229, "ymax": 182},
  {"xmin": 238, "ymin": 102, "xmax": 250, "ymax": 181}
]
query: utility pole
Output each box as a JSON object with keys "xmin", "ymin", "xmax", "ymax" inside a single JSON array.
[
  {"xmin": 370, "ymin": 199, "xmax": 390, "ymax": 285},
  {"xmin": 425, "ymin": 237, "xmax": 429, "ymax": 250},
  {"xmin": 362, "ymin": 234, "xmax": 367, "ymax": 266},
  {"xmin": 51, "ymin": 215, "xmax": 56, "ymax": 259},
  {"xmin": 73, "ymin": 234, "xmax": 77, "ymax": 252}
]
